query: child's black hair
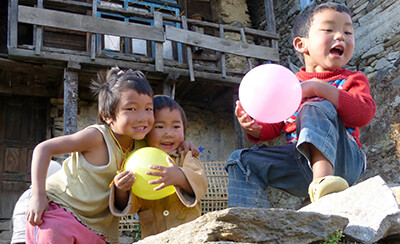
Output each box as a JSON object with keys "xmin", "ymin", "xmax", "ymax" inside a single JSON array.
[{"xmin": 90, "ymin": 67, "xmax": 154, "ymax": 125}]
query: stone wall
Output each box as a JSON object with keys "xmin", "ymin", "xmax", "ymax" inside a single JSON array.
[{"xmin": 243, "ymin": 0, "xmax": 400, "ymax": 208}]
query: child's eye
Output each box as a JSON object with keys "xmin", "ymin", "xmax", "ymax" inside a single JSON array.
[
  {"xmin": 154, "ymin": 125, "xmax": 163, "ymax": 129},
  {"xmin": 146, "ymin": 108, "xmax": 153, "ymax": 112},
  {"xmin": 174, "ymin": 125, "xmax": 181, "ymax": 129},
  {"xmin": 345, "ymin": 31, "xmax": 352, "ymax": 35},
  {"xmin": 322, "ymin": 29, "xmax": 333, "ymax": 32}
]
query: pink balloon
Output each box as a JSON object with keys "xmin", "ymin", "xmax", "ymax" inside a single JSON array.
[{"xmin": 239, "ymin": 64, "xmax": 302, "ymax": 123}]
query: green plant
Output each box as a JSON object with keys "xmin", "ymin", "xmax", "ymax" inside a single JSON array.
[{"xmin": 323, "ymin": 230, "xmax": 344, "ymax": 244}]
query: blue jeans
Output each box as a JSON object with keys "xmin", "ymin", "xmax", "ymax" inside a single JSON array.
[{"xmin": 226, "ymin": 100, "xmax": 366, "ymax": 208}]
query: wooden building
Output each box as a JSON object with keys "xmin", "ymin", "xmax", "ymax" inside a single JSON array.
[{"xmin": 0, "ymin": 0, "xmax": 279, "ymax": 219}]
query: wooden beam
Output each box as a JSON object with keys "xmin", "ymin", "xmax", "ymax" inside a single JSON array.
[
  {"xmin": 240, "ymin": 28, "xmax": 253, "ymax": 70},
  {"xmin": 91, "ymin": 0, "xmax": 97, "ymax": 60},
  {"xmin": 34, "ymin": 0, "xmax": 43, "ymax": 55},
  {"xmin": 18, "ymin": 5, "xmax": 164, "ymax": 42},
  {"xmin": 233, "ymin": 90, "xmax": 246, "ymax": 149},
  {"xmin": 8, "ymin": 48, "xmax": 242, "ymax": 84},
  {"xmin": 8, "ymin": 0, "xmax": 18, "ymax": 49},
  {"xmin": 181, "ymin": 16, "xmax": 195, "ymax": 82},
  {"xmin": 165, "ymin": 25, "xmax": 279, "ymax": 61},
  {"xmin": 219, "ymin": 24, "xmax": 226, "ymax": 78},
  {"xmin": 264, "ymin": 0, "xmax": 278, "ymax": 48},
  {"xmin": 63, "ymin": 69, "xmax": 78, "ymax": 135},
  {"xmin": 153, "ymin": 12, "xmax": 164, "ymax": 72}
]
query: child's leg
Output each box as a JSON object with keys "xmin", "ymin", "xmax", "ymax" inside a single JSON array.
[
  {"xmin": 309, "ymin": 144, "xmax": 333, "ymax": 179},
  {"xmin": 226, "ymin": 144, "xmax": 312, "ymax": 208},
  {"xmin": 296, "ymin": 100, "xmax": 366, "ymax": 185},
  {"xmin": 26, "ymin": 202, "xmax": 106, "ymax": 244}
]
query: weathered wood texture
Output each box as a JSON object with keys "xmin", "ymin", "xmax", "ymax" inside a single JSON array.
[
  {"xmin": 63, "ymin": 69, "xmax": 78, "ymax": 135},
  {"xmin": 18, "ymin": 5, "xmax": 164, "ymax": 41},
  {"xmin": 165, "ymin": 25, "xmax": 279, "ymax": 61}
]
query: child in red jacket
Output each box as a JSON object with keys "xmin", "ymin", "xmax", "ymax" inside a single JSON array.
[{"xmin": 227, "ymin": 2, "xmax": 376, "ymax": 207}]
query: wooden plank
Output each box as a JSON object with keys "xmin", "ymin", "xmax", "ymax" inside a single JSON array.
[
  {"xmin": 91, "ymin": 0, "xmax": 97, "ymax": 60},
  {"xmin": 264, "ymin": 0, "xmax": 279, "ymax": 49},
  {"xmin": 7, "ymin": 0, "xmax": 18, "ymax": 48},
  {"xmin": 219, "ymin": 24, "xmax": 226, "ymax": 78},
  {"xmin": 233, "ymin": 91, "xmax": 246, "ymax": 149},
  {"xmin": 40, "ymin": 0, "xmax": 280, "ymax": 40},
  {"xmin": 63, "ymin": 69, "xmax": 78, "ymax": 135},
  {"xmin": 8, "ymin": 48, "xmax": 242, "ymax": 84},
  {"xmin": 165, "ymin": 25, "xmax": 279, "ymax": 61},
  {"xmin": 34, "ymin": 0, "xmax": 44, "ymax": 55},
  {"xmin": 18, "ymin": 6, "xmax": 164, "ymax": 42},
  {"xmin": 153, "ymin": 12, "xmax": 164, "ymax": 72},
  {"xmin": 240, "ymin": 28, "xmax": 253, "ymax": 70},
  {"xmin": 181, "ymin": 16, "xmax": 195, "ymax": 82}
]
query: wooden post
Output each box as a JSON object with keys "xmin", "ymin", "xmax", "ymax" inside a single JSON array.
[
  {"xmin": 181, "ymin": 16, "xmax": 195, "ymax": 82},
  {"xmin": 162, "ymin": 72, "xmax": 179, "ymax": 99},
  {"xmin": 91, "ymin": 0, "xmax": 97, "ymax": 60},
  {"xmin": 233, "ymin": 88, "xmax": 246, "ymax": 149},
  {"xmin": 264, "ymin": 0, "xmax": 278, "ymax": 48},
  {"xmin": 240, "ymin": 28, "xmax": 253, "ymax": 70},
  {"xmin": 219, "ymin": 24, "xmax": 226, "ymax": 78},
  {"xmin": 34, "ymin": 0, "xmax": 43, "ymax": 55},
  {"xmin": 154, "ymin": 12, "xmax": 164, "ymax": 72},
  {"xmin": 8, "ymin": 0, "xmax": 18, "ymax": 49},
  {"xmin": 63, "ymin": 65, "xmax": 79, "ymax": 135}
]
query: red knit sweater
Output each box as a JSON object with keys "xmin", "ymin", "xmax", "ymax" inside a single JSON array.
[{"xmin": 247, "ymin": 68, "xmax": 376, "ymax": 148}]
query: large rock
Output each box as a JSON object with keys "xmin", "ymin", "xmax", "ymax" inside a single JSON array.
[
  {"xmin": 299, "ymin": 175, "xmax": 400, "ymax": 243},
  {"xmin": 136, "ymin": 207, "xmax": 348, "ymax": 244}
]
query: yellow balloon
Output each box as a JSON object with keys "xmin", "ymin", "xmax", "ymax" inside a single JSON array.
[{"xmin": 124, "ymin": 147, "xmax": 176, "ymax": 200}]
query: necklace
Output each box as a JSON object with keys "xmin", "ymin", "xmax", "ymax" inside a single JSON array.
[{"xmin": 108, "ymin": 128, "xmax": 134, "ymax": 187}]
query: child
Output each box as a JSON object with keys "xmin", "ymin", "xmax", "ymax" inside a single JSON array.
[
  {"xmin": 226, "ymin": 2, "xmax": 376, "ymax": 207},
  {"xmin": 11, "ymin": 160, "xmax": 61, "ymax": 244},
  {"xmin": 25, "ymin": 67, "xmax": 154, "ymax": 243},
  {"xmin": 116, "ymin": 95, "xmax": 207, "ymax": 238}
]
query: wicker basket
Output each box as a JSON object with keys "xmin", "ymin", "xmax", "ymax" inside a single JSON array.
[{"xmin": 119, "ymin": 161, "xmax": 229, "ymax": 232}]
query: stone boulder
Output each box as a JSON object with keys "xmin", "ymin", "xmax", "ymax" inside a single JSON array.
[{"xmin": 136, "ymin": 207, "xmax": 348, "ymax": 244}]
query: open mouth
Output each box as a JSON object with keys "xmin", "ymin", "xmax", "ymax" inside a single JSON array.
[{"xmin": 330, "ymin": 46, "xmax": 344, "ymax": 56}]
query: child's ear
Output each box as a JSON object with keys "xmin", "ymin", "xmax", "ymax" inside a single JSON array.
[
  {"xmin": 293, "ymin": 36, "xmax": 308, "ymax": 54},
  {"xmin": 101, "ymin": 113, "xmax": 112, "ymax": 125}
]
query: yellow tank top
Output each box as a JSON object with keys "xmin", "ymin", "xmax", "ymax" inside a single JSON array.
[{"xmin": 46, "ymin": 124, "xmax": 146, "ymax": 242}]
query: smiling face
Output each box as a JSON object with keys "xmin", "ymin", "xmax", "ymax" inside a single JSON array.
[
  {"xmin": 294, "ymin": 9, "xmax": 355, "ymax": 73},
  {"xmin": 146, "ymin": 107, "xmax": 184, "ymax": 154},
  {"xmin": 105, "ymin": 88, "xmax": 154, "ymax": 146}
]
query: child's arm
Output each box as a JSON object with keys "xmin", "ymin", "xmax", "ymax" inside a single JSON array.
[
  {"xmin": 112, "ymin": 170, "xmax": 135, "ymax": 211},
  {"xmin": 147, "ymin": 157, "xmax": 194, "ymax": 195},
  {"xmin": 26, "ymin": 127, "xmax": 106, "ymax": 226},
  {"xmin": 301, "ymin": 79, "xmax": 339, "ymax": 107}
]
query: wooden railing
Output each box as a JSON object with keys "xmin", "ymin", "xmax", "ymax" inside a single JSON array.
[{"xmin": 8, "ymin": 0, "xmax": 279, "ymax": 84}]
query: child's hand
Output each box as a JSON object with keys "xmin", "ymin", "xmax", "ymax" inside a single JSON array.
[
  {"xmin": 235, "ymin": 100, "xmax": 262, "ymax": 138},
  {"xmin": 301, "ymin": 79, "xmax": 339, "ymax": 107},
  {"xmin": 114, "ymin": 170, "xmax": 135, "ymax": 192},
  {"xmin": 177, "ymin": 141, "xmax": 200, "ymax": 156},
  {"xmin": 147, "ymin": 157, "xmax": 185, "ymax": 191},
  {"xmin": 26, "ymin": 193, "xmax": 49, "ymax": 226}
]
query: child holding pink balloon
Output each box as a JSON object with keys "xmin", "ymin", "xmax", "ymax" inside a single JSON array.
[
  {"xmin": 227, "ymin": 2, "xmax": 376, "ymax": 207},
  {"xmin": 116, "ymin": 95, "xmax": 208, "ymax": 238},
  {"xmin": 25, "ymin": 67, "xmax": 155, "ymax": 243}
]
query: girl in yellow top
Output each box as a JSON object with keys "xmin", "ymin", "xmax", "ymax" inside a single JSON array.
[{"xmin": 26, "ymin": 67, "xmax": 154, "ymax": 243}]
